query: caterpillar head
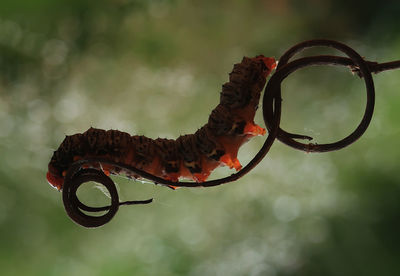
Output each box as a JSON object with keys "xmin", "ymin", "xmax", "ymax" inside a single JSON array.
[
  {"xmin": 254, "ymin": 55, "xmax": 276, "ymax": 77},
  {"xmin": 46, "ymin": 163, "xmax": 64, "ymax": 191}
]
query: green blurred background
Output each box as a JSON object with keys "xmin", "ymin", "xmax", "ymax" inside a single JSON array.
[{"xmin": 1, "ymin": 0, "xmax": 400, "ymax": 275}]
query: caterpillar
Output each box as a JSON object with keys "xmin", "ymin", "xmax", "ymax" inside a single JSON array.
[{"xmin": 47, "ymin": 56, "xmax": 276, "ymax": 190}]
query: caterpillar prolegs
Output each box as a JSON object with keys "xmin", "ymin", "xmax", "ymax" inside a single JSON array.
[{"xmin": 47, "ymin": 56, "xmax": 276, "ymax": 190}]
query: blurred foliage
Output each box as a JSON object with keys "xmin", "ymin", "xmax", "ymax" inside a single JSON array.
[{"xmin": 0, "ymin": 0, "xmax": 400, "ymax": 275}]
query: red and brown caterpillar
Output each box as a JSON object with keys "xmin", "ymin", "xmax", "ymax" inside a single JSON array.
[{"xmin": 46, "ymin": 56, "xmax": 276, "ymax": 190}]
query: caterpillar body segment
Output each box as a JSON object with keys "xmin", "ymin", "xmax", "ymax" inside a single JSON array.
[{"xmin": 47, "ymin": 56, "xmax": 276, "ymax": 190}]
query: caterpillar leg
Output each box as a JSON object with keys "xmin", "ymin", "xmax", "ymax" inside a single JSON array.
[
  {"xmin": 164, "ymin": 173, "xmax": 180, "ymax": 182},
  {"xmin": 193, "ymin": 171, "xmax": 211, "ymax": 183},
  {"xmin": 100, "ymin": 163, "xmax": 114, "ymax": 176},
  {"xmin": 243, "ymin": 122, "xmax": 266, "ymax": 136},
  {"xmin": 220, "ymin": 154, "xmax": 242, "ymax": 171}
]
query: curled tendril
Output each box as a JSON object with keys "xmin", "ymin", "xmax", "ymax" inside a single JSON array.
[{"xmin": 62, "ymin": 39, "xmax": 400, "ymax": 227}]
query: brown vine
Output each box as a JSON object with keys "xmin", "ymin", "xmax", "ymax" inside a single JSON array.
[{"xmin": 59, "ymin": 39, "xmax": 400, "ymax": 228}]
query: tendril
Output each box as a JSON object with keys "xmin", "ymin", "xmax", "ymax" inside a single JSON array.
[{"xmin": 62, "ymin": 39, "xmax": 400, "ymax": 227}]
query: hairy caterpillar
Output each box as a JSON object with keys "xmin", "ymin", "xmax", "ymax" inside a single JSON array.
[{"xmin": 47, "ymin": 56, "xmax": 276, "ymax": 190}]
